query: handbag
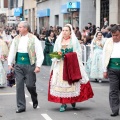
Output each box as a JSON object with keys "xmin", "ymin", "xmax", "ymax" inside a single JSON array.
[{"xmin": 7, "ymin": 70, "xmax": 15, "ymax": 87}]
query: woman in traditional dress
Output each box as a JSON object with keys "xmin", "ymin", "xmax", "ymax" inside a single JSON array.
[
  {"xmin": 48, "ymin": 24, "xmax": 94, "ymax": 112},
  {"xmin": 86, "ymin": 31, "xmax": 106, "ymax": 82},
  {"xmin": 0, "ymin": 34, "xmax": 9, "ymax": 87},
  {"xmin": 43, "ymin": 30, "xmax": 56, "ymax": 66}
]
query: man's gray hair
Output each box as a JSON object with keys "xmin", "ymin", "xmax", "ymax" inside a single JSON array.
[
  {"xmin": 19, "ymin": 21, "xmax": 31, "ymax": 32},
  {"xmin": 111, "ymin": 25, "xmax": 120, "ymax": 33},
  {"xmin": 106, "ymin": 26, "xmax": 111, "ymax": 31}
]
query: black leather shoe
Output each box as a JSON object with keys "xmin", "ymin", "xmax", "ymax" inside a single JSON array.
[
  {"xmin": 16, "ymin": 109, "xmax": 25, "ymax": 113},
  {"xmin": 110, "ymin": 112, "xmax": 119, "ymax": 117},
  {"xmin": 71, "ymin": 103, "xmax": 76, "ymax": 108},
  {"xmin": 33, "ymin": 104, "xmax": 38, "ymax": 109}
]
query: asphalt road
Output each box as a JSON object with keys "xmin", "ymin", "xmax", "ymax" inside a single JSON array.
[{"xmin": 0, "ymin": 63, "xmax": 120, "ymax": 120}]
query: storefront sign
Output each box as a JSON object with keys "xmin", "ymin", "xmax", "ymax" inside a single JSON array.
[
  {"xmin": 67, "ymin": 2, "xmax": 80, "ymax": 9},
  {"xmin": 37, "ymin": 9, "xmax": 50, "ymax": 17},
  {"xmin": 67, "ymin": 8, "xmax": 79, "ymax": 12},
  {"xmin": 14, "ymin": 7, "xmax": 22, "ymax": 16},
  {"xmin": 61, "ymin": 2, "xmax": 80, "ymax": 14}
]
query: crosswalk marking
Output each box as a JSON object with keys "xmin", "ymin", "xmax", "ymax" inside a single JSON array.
[
  {"xmin": 92, "ymin": 86, "xmax": 108, "ymax": 89},
  {"xmin": 0, "ymin": 93, "xmax": 29, "ymax": 98},
  {"xmin": 0, "ymin": 93, "xmax": 16, "ymax": 95},
  {"xmin": 29, "ymin": 102, "xmax": 40, "ymax": 108},
  {"xmin": 41, "ymin": 114, "xmax": 53, "ymax": 120}
]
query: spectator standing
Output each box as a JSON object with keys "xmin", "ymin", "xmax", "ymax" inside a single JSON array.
[
  {"xmin": 75, "ymin": 27, "xmax": 82, "ymax": 40},
  {"xmin": 103, "ymin": 17, "xmax": 108, "ymax": 28},
  {"xmin": 43, "ymin": 30, "xmax": 56, "ymax": 66}
]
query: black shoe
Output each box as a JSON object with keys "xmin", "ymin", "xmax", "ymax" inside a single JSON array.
[
  {"xmin": 16, "ymin": 109, "xmax": 26, "ymax": 113},
  {"xmin": 71, "ymin": 103, "xmax": 76, "ymax": 108},
  {"xmin": 33, "ymin": 103, "xmax": 38, "ymax": 109},
  {"xmin": 110, "ymin": 112, "xmax": 119, "ymax": 117}
]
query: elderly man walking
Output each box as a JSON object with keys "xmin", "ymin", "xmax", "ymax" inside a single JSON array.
[
  {"xmin": 103, "ymin": 25, "xmax": 120, "ymax": 117},
  {"xmin": 8, "ymin": 21, "xmax": 44, "ymax": 113}
]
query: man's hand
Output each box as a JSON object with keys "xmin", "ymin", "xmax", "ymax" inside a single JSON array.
[
  {"xmin": 8, "ymin": 65, "xmax": 14, "ymax": 70},
  {"xmin": 34, "ymin": 66, "xmax": 40, "ymax": 73},
  {"xmin": 103, "ymin": 72, "xmax": 108, "ymax": 79}
]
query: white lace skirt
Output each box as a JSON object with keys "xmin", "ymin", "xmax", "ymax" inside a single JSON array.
[{"xmin": 0, "ymin": 61, "xmax": 6, "ymax": 87}]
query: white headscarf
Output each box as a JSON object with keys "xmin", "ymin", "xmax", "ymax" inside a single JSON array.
[{"xmin": 53, "ymin": 24, "xmax": 82, "ymax": 59}]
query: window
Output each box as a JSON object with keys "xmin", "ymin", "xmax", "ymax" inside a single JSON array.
[
  {"xmin": 4, "ymin": 0, "xmax": 8, "ymax": 8},
  {"xmin": 100, "ymin": 0, "xmax": 109, "ymax": 28}
]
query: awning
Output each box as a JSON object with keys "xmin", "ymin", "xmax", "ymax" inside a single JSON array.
[{"xmin": 37, "ymin": 9, "xmax": 50, "ymax": 17}]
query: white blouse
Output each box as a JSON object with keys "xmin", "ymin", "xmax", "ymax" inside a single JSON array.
[{"xmin": 8, "ymin": 34, "xmax": 44, "ymax": 67}]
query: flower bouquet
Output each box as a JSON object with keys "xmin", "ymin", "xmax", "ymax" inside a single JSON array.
[
  {"xmin": 49, "ymin": 51, "xmax": 62, "ymax": 59},
  {"xmin": 7, "ymin": 70, "xmax": 15, "ymax": 87}
]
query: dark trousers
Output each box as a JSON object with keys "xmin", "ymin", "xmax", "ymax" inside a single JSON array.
[
  {"xmin": 14, "ymin": 64, "xmax": 37, "ymax": 110},
  {"xmin": 108, "ymin": 68, "xmax": 120, "ymax": 114}
]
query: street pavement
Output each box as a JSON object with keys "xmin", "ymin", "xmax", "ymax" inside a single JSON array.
[{"xmin": 0, "ymin": 62, "xmax": 120, "ymax": 120}]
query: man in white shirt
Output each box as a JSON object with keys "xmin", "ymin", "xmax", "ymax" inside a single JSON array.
[
  {"xmin": 8, "ymin": 21, "xmax": 44, "ymax": 113},
  {"xmin": 103, "ymin": 25, "xmax": 120, "ymax": 117}
]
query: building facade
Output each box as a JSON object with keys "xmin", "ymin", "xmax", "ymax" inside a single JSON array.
[
  {"xmin": 24, "ymin": 0, "xmax": 36, "ymax": 32},
  {"xmin": 4, "ymin": 0, "xmax": 120, "ymax": 30},
  {"xmin": 36, "ymin": 0, "xmax": 120, "ymax": 32},
  {"xmin": 36, "ymin": 0, "xmax": 96, "ymax": 33}
]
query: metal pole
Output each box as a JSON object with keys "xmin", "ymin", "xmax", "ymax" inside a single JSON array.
[
  {"xmin": 8, "ymin": 0, "xmax": 10, "ymax": 26},
  {"xmin": 22, "ymin": 0, "xmax": 24, "ymax": 21},
  {"xmin": 83, "ymin": 45, "xmax": 87, "ymax": 68},
  {"xmin": 71, "ymin": 12, "xmax": 73, "ymax": 26}
]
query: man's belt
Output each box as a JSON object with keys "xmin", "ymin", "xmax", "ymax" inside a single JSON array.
[
  {"xmin": 16, "ymin": 52, "xmax": 30, "ymax": 65},
  {"xmin": 108, "ymin": 58, "xmax": 120, "ymax": 69}
]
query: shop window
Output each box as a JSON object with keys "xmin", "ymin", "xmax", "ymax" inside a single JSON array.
[
  {"xmin": 63, "ymin": 13, "xmax": 71, "ymax": 26},
  {"xmin": 41, "ymin": 17, "xmax": 44, "ymax": 27},
  {"xmin": 55, "ymin": 15, "xmax": 59, "ymax": 26},
  {"xmin": 63, "ymin": 12, "xmax": 79, "ymax": 27},
  {"xmin": 73, "ymin": 12, "xmax": 79, "ymax": 27}
]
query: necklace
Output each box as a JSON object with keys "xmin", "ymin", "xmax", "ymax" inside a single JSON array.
[{"xmin": 63, "ymin": 36, "xmax": 70, "ymax": 40}]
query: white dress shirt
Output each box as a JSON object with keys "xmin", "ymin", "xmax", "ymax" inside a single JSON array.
[
  {"xmin": 111, "ymin": 42, "xmax": 120, "ymax": 58},
  {"xmin": 8, "ymin": 34, "xmax": 44, "ymax": 67}
]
